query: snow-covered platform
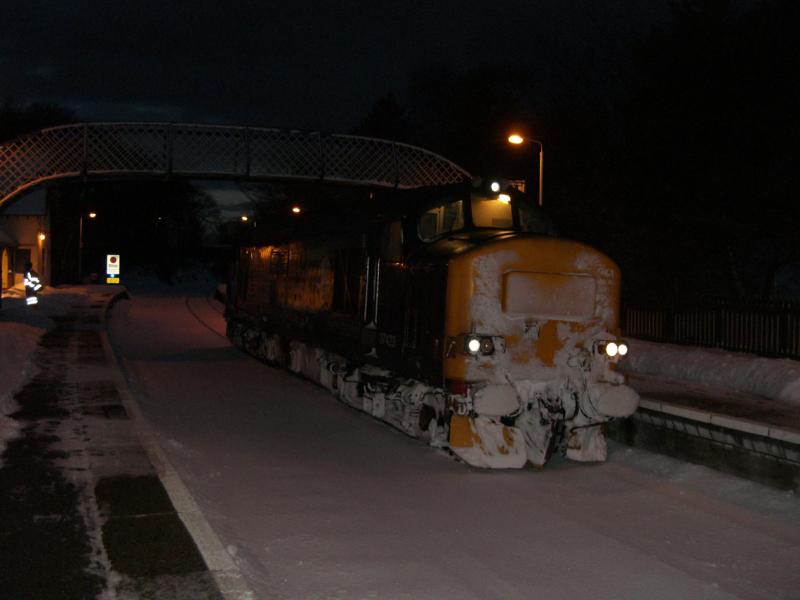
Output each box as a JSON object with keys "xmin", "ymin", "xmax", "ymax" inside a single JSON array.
[
  {"xmin": 614, "ymin": 369, "xmax": 800, "ymax": 492},
  {"xmin": 630, "ymin": 374, "xmax": 800, "ymax": 442},
  {"xmin": 0, "ymin": 285, "xmax": 252, "ymax": 599}
]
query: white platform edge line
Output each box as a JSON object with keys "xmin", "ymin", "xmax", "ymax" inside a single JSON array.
[{"xmin": 99, "ymin": 327, "xmax": 256, "ymax": 600}]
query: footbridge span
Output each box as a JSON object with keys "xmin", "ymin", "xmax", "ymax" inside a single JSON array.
[{"xmin": 0, "ymin": 122, "xmax": 470, "ymax": 207}]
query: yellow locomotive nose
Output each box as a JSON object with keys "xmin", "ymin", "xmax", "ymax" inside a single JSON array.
[
  {"xmin": 443, "ymin": 236, "xmax": 621, "ymax": 382},
  {"xmin": 442, "ymin": 236, "xmax": 635, "ymax": 467}
]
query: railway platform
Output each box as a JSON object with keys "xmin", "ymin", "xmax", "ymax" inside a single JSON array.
[
  {"xmin": 0, "ymin": 286, "xmax": 245, "ymax": 599},
  {"xmin": 613, "ymin": 373, "xmax": 800, "ymax": 492}
]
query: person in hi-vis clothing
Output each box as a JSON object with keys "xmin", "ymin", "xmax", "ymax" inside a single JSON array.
[{"xmin": 24, "ymin": 261, "xmax": 42, "ymax": 306}]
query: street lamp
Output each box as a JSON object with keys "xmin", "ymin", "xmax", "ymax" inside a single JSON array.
[
  {"xmin": 508, "ymin": 133, "xmax": 544, "ymax": 207},
  {"xmin": 78, "ymin": 211, "xmax": 97, "ymax": 282}
]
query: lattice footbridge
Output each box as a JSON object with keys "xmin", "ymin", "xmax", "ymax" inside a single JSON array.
[{"xmin": 0, "ymin": 122, "xmax": 470, "ymax": 206}]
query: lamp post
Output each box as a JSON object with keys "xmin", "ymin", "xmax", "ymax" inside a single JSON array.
[
  {"xmin": 78, "ymin": 211, "xmax": 97, "ymax": 282},
  {"xmin": 508, "ymin": 133, "xmax": 543, "ymax": 207}
]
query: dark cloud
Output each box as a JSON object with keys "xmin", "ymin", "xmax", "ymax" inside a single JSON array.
[{"xmin": 0, "ymin": 0, "xmax": 668, "ymax": 130}]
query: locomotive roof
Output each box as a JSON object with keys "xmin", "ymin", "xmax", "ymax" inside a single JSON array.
[{"xmin": 237, "ymin": 179, "xmax": 555, "ymax": 261}]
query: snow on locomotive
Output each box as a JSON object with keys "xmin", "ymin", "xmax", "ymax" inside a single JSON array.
[{"xmin": 226, "ymin": 179, "xmax": 639, "ymax": 468}]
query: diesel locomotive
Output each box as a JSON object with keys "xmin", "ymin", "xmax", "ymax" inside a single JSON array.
[{"xmin": 226, "ymin": 179, "xmax": 639, "ymax": 468}]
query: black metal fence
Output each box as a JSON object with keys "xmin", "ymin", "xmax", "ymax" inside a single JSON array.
[{"xmin": 622, "ymin": 299, "xmax": 800, "ymax": 359}]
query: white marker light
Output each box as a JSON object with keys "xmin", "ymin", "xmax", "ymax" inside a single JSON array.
[
  {"xmin": 490, "ymin": 181, "xmax": 501, "ymax": 192},
  {"xmin": 605, "ymin": 342, "xmax": 619, "ymax": 357},
  {"xmin": 618, "ymin": 343, "xmax": 628, "ymax": 356},
  {"xmin": 467, "ymin": 337, "xmax": 482, "ymax": 354}
]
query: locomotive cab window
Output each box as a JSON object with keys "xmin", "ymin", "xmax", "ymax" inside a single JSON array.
[
  {"xmin": 416, "ymin": 187, "xmax": 555, "ymax": 242},
  {"xmin": 471, "ymin": 191, "xmax": 555, "ymax": 235},
  {"xmin": 471, "ymin": 194, "xmax": 513, "ymax": 229},
  {"xmin": 418, "ymin": 199, "xmax": 464, "ymax": 242}
]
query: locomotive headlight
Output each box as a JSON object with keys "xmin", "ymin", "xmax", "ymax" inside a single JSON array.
[
  {"xmin": 605, "ymin": 342, "xmax": 619, "ymax": 357},
  {"xmin": 463, "ymin": 335, "xmax": 499, "ymax": 356},
  {"xmin": 618, "ymin": 343, "xmax": 628, "ymax": 356}
]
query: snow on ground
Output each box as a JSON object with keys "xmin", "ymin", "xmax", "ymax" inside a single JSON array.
[
  {"xmin": 109, "ymin": 293, "xmax": 800, "ymax": 600},
  {"xmin": 620, "ymin": 338, "xmax": 800, "ymax": 405},
  {"xmin": 0, "ymin": 285, "xmax": 91, "ymax": 465}
]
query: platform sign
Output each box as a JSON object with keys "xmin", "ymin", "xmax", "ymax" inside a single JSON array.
[{"xmin": 106, "ymin": 254, "xmax": 120, "ymax": 284}]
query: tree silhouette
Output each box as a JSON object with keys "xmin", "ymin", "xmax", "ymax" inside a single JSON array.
[
  {"xmin": 0, "ymin": 100, "xmax": 77, "ymax": 140},
  {"xmin": 352, "ymin": 92, "xmax": 411, "ymax": 143},
  {"xmin": 352, "ymin": 0, "xmax": 800, "ymax": 303}
]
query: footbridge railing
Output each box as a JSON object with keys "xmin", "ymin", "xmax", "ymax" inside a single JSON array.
[{"xmin": 0, "ymin": 122, "xmax": 470, "ymax": 206}]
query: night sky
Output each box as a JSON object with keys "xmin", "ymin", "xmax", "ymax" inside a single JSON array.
[{"xmin": 2, "ymin": 0, "xmax": 669, "ymax": 131}]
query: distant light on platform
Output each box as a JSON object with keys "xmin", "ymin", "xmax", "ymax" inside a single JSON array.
[
  {"xmin": 241, "ymin": 215, "xmax": 249, "ymax": 222},
  {"xmin": 618, "ymin": 343, "xmax": 628, "ymax": 356},
  {"xmin": 89, "ymin": 212, "xmax": 97, "ymax": 219},
  {"xmin": 498, "ymin": 194, "xmax": 511, "ymax": 204},
  {"xmin": 605, "ymin": 342, "xmax": 619, "ymax": 357},
  {"xmin": 490, "ymin": 181, "xmax": 501, "ymax": 192},
  {"xmin": 38, "ymin": 232, "xmax": 46, "ymax": 241},
  {"xmin": 508, "ymin": 133, "xmax": 525, "ymax": 145},
  {"xmin": 291, "ymin": 206, "xmax": 301, "ymax": 214}
]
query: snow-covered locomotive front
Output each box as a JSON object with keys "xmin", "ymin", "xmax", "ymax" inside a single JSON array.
[
  {"xmin": 442, "ymin": 236, "xmax": 639, "ymax": 468},
  {"xmin": 227, "ymin": 180, "xmax": 638, "ymax": 469}
]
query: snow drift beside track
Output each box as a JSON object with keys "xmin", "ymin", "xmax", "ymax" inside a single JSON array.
[{"xmin": 620, "ymin": 338, "xmax": 800, "ymax": 406}]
